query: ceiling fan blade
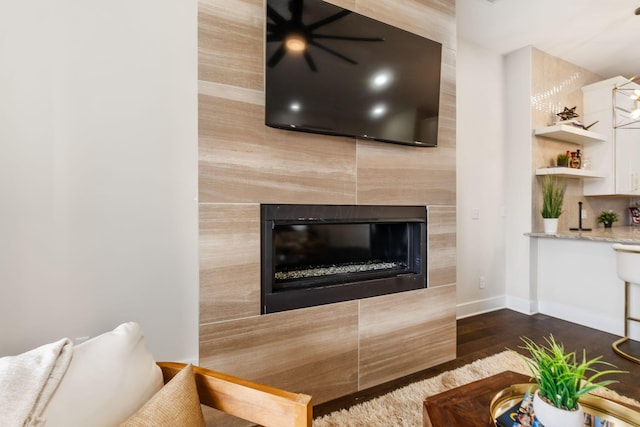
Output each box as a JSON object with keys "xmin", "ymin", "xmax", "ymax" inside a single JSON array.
[
  {"xmin": 303, "ymin": 51, "xmax": 318, "ymax": 72},
  {"xmin": 267, "ymin": 22, "xmax": 281, "ymax": 33},
  {"xmin": 312, "ymin": 34, "xmax": 385, "ymax": 42},
  {"xmin": 266, "ymin": 4, "xmax": 288, "ymax": 26},
  {"xmin": 307, "ymin": 10, "xmax": 351, "ymax": 32},
  {"xmin": 289, "ymin": 0, "xmax": 303, "ymax": 24},
  {"xmin": 310, "ymin": 41, "xmax": 357, "ymax": 65},
  {"xmin": 266, "ymin": 28, "xmax": 285, "ymax": 42},
  {"xmin": 267, "ymin": 44, "xmax": 287, "ymax": 68}
]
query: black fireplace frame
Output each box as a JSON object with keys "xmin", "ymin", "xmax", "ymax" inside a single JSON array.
[{"xmin": 261, "ymin": 204, "xmax": 427, "ymax": 314}]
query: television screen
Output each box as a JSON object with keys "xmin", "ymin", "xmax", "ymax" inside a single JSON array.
[{"xmin": 265, "ymin": 0, "xmax": 442, "ymax": 147}]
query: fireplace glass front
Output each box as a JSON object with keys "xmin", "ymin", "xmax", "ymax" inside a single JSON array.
[{"xmin": 261, "ymin": 204, "xmax": 427, "ymax": 313}]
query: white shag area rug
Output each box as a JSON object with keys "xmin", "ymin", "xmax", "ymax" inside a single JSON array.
[{"xmin": 313, "ymin": 350, "xmax": 640, "ymax": 427}]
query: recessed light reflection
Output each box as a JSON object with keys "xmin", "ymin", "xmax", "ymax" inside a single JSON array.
[
  {"xmin": 371, "ymin": 71, "xmax": 392, "ymax": 89},
  {"xmin": 285, "ymin": 34, "xmax": 307, "ymax": 52},
  {"xmin": 289, "ymin": 102, "xmax": 301, "ymax": 112},
  {"xmin": 370, "ymin": 104, "xmax": 386, "ymax": 118}
]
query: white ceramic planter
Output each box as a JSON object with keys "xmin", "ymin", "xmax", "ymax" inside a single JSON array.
[
  {"xmin": 532, "ymin": 390, "xmax": 584, "ymax": 427},
  {"xmin": 543, "ymin": 218, "xmax": 559, "ymax": 234}
]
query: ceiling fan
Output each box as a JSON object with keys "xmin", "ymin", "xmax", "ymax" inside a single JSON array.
[{"xmin": 266, "ymin": 0, "xmax": 384, "ymax": 72}]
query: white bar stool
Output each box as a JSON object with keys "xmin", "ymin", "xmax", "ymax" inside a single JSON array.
[{"xmin": 612, "ymin": 243, "xmax": 640, "ymax": 364}]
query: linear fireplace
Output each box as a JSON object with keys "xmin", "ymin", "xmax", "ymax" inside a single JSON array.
[{"xmin": 261, "ymin": 204, "xmax": 427, "ymax": 314}]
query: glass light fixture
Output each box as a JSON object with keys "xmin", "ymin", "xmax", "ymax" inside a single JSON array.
[
  {"xmin": 614, "ymin": 75, "xmax": 640, "ymax": 128},
  {"xmin": 631, "ymin": 89, "xmax": 640, "ymax": 119},
  {"xmin": 631, "ymin": 100, "xmax": 640, "ymax": 120}
]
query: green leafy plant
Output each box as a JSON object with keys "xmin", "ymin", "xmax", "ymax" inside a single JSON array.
[
  {"xmin": 596, "ymin": 210, "xmax": 620, "ymax": 225},
  {"xmin": 556, "ymin": 153, "xmax": 569, "ymax": 167},
  {"xmin": 541, "ymin": 176, "xmax": 566, "ymax": 218},
  {"xmin": 518, "ymin": 335, "xmax": 624, "ymax": 411}
]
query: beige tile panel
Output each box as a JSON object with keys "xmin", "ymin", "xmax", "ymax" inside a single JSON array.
[
  {"xmin": 358, "ymin": 285, "xmax": 456, "ymax": 389},
  {"xmin": 428, "ymin": 205, "xmax": 456, "ymax": 287},
  {"xmin": 198, "ymin": 0, "xmax": 263, "ymax": 90},
  {"xmin": 199, "ymin": 302, "xmax": 360, "ymax": 404},
  {"xmin": 438, "ymin": 47, "xmax": 457, "ymax": 146},
  {"xmin": 199, "ymin": 80, "xmax": 263, "ymax": 106},
  {"xmin": 355, "ymin": 0, "xmax": 456, "ymax": 49},
  {"xmin": 199, "ymin": 94, "xmax": 358, "ymax": 205},
  {"xmin": 356, "ymin": 139, "xmax": 456, "ymax": 206},
  {"xmin": 199, "ymin": 204, "xmax": 261, "ymax": 324},
  {"xmin": 355, "ymin": 46, "xmax": 456, "ymax": 206}
]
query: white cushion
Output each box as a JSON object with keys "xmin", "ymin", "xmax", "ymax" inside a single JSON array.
[{"xmin": 42, "ymin": 322, "xmax": 164, "ymax": 427}]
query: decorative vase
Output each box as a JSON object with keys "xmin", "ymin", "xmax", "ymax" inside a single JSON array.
[
  {"xmin": 604, "ymin": 223, "xmax": 612, "ymax": 228},
  {"xmin": 543, "ymin": 218, "xmax": 558, "ymax": 234},
  {"xmin": 532, "ymin": 390, "xmax": 584, "ymax": 427}
]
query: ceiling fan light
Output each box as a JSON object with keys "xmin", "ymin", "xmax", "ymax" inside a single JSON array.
[
  {"xmin": 285, "ymin": 34, "xmax": 306, "ymax": 52},
  {"xmin": 631, "ymin": 108, "xmax": 640, "ymax": 120}
]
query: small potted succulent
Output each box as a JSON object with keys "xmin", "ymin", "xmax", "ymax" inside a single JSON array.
[
  {"xmin": 597, "ymin": 210, "xmax": 619, "ymax": 228},
  {"xmin": 518, "ymin": 335, "xmax": 624, "ymax": 427}
]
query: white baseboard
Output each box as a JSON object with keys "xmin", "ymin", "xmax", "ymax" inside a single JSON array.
[
  {"xmin": 504, "ymin": 295, "xmax": 539, "ymax": 315},
  {"xmin": 456, "ymin": 296, "xmax": 506, "ymax": 319},
  {"xmin": 456, "ymin": 295, "xmax": 640, "ymax": 341},
  {"xmin": 537, "ymin": 300, "xmax": 624, "ymax": 337},
  {"xmin": 457, "ymin": 296, "xmax": 638, "ymax": 341}
]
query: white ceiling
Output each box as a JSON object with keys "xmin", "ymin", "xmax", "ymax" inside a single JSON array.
[{"xmin": 457, "ymin": 0, "xmax": 640, "ymax": 79}]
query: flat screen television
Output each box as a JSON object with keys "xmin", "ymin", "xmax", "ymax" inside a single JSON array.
[{"xmin": 265, "ymin": 0, "xmax": 442, "ymax": 147}]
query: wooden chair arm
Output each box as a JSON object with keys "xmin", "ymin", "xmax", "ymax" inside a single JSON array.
[{"xmin": 157, "ymin": 362, "xmax": 312, "ymax": 427}]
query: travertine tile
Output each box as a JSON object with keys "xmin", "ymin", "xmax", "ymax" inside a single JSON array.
[
  {"xmin": 199, "ymin": 204, "xmax": 261, "ymax": 324},
  {"xmin": 355, "ymin": 0, "xmax": 455, "ymax": 49},
  {"xmin": 200, "ymin": 302, "xmax": 359, "ymax": 404},
  {"xmin": 355, "ymin": 48, "xmax": 456, "ymax": 206},
  {"xmin": 358, "ymin": 286, "xmax": 456, "ymax": 389},
  {"xmin": 356, "ymin": 139, "xmax": 456, "ymax": 206},
  {"xmin": 199, "ymin": 0, "xmax": 263, "ymax": 90},
  {"xmin": 199, "ymin": 94, "xmax": 358, "ymax": 205},
  {"xmin": 428, "ymin": 205, "xmax": 456, "ymax": 287}
]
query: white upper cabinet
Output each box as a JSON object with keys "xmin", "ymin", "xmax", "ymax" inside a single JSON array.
[{"xmin": 582, "ymin": 76, "xmax": 640, "ymax": 196}]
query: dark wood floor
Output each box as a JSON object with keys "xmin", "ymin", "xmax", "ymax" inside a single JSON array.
[{"xmin": 314, "ymin": 309, "xmax": 640, "ymax": 418}]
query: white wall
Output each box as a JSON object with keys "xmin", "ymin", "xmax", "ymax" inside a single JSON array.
[
  {"xmin": 456, "ymin": 39, "xmax": 508, "ymax": 317},
  {"xmin": 0, "ymin": 0, "xmax": 199, "ymax": 362},
  {"xmin": 503, "ymin": 47, "xmax": 537, "ymax": 314}
]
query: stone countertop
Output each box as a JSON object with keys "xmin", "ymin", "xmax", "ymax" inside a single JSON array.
[{"xmin": 527, "ymin": 226, "xmax": 640, "ymax": 244}]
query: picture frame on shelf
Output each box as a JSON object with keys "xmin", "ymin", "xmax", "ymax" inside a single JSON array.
[{"xmin": 630, "ymin": 207, "xmax": 640, "ymax": 225}]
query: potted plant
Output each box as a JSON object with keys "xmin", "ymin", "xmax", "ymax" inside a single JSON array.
[
  {"xmin": 556, "ymin": 153, "xmax": 569, "ymax": 168},
  {"xmin": 518, "ymin": 335, "xmax": 624, "ymax": 427},
  {"xmin": 540, "ymin": 175, "xmax": 566, "ymax": 234},
  {"xmin": 597, "ymin": 210, "xmax": 619, "ymax": 228}
]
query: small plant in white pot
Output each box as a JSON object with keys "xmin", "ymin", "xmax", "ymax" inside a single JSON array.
[
  {"xmin": 541, "ymin": 175, "xmax": 566, "ymax": 234},
  {"xmin": 518, "ymin": 335, "xmax": 624, "ymax": 427}
]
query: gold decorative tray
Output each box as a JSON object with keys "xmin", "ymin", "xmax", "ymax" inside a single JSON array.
[{"xmin": 490, "ymin": 384, "xmax": 640, "ymax": 427}]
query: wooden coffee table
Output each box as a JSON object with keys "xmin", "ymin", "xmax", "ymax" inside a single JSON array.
[{"xmin": 423, "ymin": 370, "xmax": 531, "ymax": 427}]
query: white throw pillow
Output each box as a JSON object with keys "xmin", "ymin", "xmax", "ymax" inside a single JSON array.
[{"xmin": 42, "ymin": 322, "xmax": 164, "ymax": 427}]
